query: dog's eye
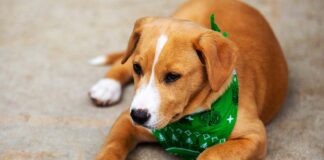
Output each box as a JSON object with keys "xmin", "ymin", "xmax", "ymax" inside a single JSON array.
[
  {"xmin": 133, "ymin": 63, "xmax": 143, "ymax": 75},
  {"xmin": 164, "ymin": 72, "xmax": 181, "ymax": 84}
]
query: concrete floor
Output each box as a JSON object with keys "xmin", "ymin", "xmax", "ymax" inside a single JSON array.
[{"xmin": 0, "ymin": 0, "xmax": 323, "ymax": 159}]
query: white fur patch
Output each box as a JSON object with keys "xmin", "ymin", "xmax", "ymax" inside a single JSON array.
[
  {"xmin": 89, "ymin": 78, "xmax": 121, "ymax": 104},
  {"xmin": 130, "ymin": 34, "xmax": 168, "ymax": 127},
  {"xmin": 89, "ymin": 55, "xmax": 107, "ymax": 66}
]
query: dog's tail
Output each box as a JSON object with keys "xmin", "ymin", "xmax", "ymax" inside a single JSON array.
[{"xmin": 89, "ymin": 51, "xmax": 125, "ymax": 66}]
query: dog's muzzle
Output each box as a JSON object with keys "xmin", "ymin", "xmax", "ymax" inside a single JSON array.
[{"xmin": 130, "ymin": 109, "xmax": 151, "ymax": 125}]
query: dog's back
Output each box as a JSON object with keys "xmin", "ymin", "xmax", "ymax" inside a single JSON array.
[{"xmin": 173, "ymin": 0, "xmax": 288, "ymax": 124}]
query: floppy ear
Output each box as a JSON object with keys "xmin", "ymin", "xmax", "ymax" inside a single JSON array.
[
  {"xmin": 194, "ymin": 31, "xmax": 238, "ymax": 91},
  {"xmin": 121, "ymin": 17, "xmax": 155, "ymax": 64}
]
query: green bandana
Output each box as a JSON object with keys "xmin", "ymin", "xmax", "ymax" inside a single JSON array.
[{"xmin": 152, "ymin": 72, "xmax": 238, "ymax": 160}]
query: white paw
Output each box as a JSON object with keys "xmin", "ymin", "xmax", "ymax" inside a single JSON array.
[
  {"xmin": 89, "ymin": 78, "xmax": 122, "ymax": 106},
  {"xmin": 88, "ymin": 55, "xmax": 107, "ymax": 66}
]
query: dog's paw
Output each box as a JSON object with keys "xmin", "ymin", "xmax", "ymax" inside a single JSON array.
[
  {"xmin": 89, "ymin": 55, "xmax": 107, "ymax": 66},
  {"xmin": 89, "ymin": 78, "xmax": 122, "ymax": 106}
]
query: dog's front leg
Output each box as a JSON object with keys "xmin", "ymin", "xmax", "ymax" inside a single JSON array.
[
  {"xmin": 197, "ymin": 117, "xmax": 267, "ymax": 160},
  {"xmin": 96, "ymin": 111, "xmax": 156, "ymax": 160},
  {"xmin": 89, "ymin": 51, "xmax": 133, "ymax": 106}
]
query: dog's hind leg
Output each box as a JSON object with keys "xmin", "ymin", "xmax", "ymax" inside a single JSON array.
[
  {"xmin": 89, "ymin": 51, "xmax": 133, "ymax": 107},
  {"xmin": 89, "ymin": 51, "xmax": 125, "ymax": 66},
  {"xmin": 96, "ymin": 111, "xmax": 156, "ymax": 160}
]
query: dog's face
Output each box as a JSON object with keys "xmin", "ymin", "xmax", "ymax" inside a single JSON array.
[{"xmin": 122, "ymin": 17, "xmax": 237, "ymax": 129}]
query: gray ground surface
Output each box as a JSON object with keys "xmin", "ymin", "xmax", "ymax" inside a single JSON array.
[{"xmin": 0, "ymin": 0, "xmax": 323, "ymax": 159}]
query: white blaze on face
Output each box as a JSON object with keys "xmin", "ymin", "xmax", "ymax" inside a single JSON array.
[{"xmin": 130, "ymin": 34, "xmax": 168, "ymax": 127}]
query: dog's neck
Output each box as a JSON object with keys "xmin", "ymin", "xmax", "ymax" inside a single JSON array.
[{"xmin": 180, "ymin": 73, "xmax": 235, "ymax": 118}]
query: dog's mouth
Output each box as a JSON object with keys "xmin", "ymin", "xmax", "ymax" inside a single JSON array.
[
  {"xmin": 172, "ymin": 113, "xmax": 181, "ymax": 120},
  {"xmin": 142, "ymin": 113, "xmax": 182, "ymax": 130},
  {"xmin": 144, "ymin": 118, "xmax": 170, "ymax": 130},
  {"xmin": 141, "ymin": 122, "xmax": 167, "ymax": 130}
]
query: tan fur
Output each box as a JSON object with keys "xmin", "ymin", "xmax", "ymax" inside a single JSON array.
[
  {"xmin": 93, "ymin": 0, "xmax": 288, "ymax": 159},
  {"xmin": 106, "ymin": 51, "xmax": 125, "ymax": 65}
]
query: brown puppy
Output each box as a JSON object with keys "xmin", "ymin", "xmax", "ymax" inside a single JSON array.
[{"xmin": 89, "ymin": 0, "xmax": 288, "ymax": 159}]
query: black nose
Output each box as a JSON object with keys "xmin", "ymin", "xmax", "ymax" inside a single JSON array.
[{"xmin": 130, "ymin": 109, "xmax": 150, "ymax": 125}]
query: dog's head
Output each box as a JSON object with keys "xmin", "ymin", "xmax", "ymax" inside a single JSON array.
[{"xmin": 122, "ymin": 17, "xmax": 238, "ymax": 129}]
